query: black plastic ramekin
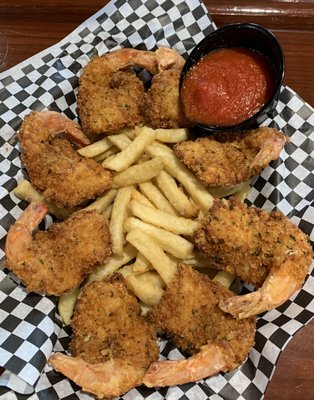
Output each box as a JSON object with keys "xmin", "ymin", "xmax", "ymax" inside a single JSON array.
[{"xmin": 180, "ymin": 23, "xmax": 285, "ymax": 133}]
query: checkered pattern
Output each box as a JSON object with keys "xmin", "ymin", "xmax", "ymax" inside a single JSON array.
[
  {"xmin": 0, "ymin": 0, "xmax": 313, "ymax": 399},
  {"xmin": 0, "ymin": 270, "xmax": 62, "ymax": 394}
]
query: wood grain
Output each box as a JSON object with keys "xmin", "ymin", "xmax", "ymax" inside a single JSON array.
[
  {"xmin": 0, "ymin": 2, "xmax": 313, "ymax": 400},
  {"xmin": 205, "ymin": 0, "xmax": 314, "ymax": 107}
]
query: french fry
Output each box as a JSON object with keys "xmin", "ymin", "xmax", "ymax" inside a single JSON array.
[
  {"xmin": 116, "ymin": 127, "xmax": 137, "ymax": 140},
  {"xmin": 117, "ymin": 263, "xmax": 135, "ymax": 278},
  {"xmin": 109, "ymin": 186, "xmax": 133, "ymax": 255},
  {"xmin": 139, "ymin": 302, "xmax": 151, "ymax": 316},
  {"xmin": 182, "ymin": 251, "xmax": 213, "ymax": 268},
  {"xmin": 124, "ymin": 270, "xmax": 165, "ymax": 306},
  {"xmin": 125, "ymin": 217, "xmax": 194, "ymax": 259},
  {"xmin": 197, "ymin": 210, "xmax": 206, "ymax": 221},
  {"xmin": 14, "ymin": 179, "xmax": 76, "ymax": 219},
  {"xmin": 102, "ymin": 204, "xmax": 112, "ymax": 219},
  {"xmin": 58, "ymin": 286, "xmax": 80, "ymax": 325},
  {"xmin": 138, "ymin": 181, "xmax": 176, "ymax": 215},
  {"xmin": 208, "ymin": 181, "xmax": 251, "ymax": 199},
  {"xmin": 129, "ymin": 199, "xmax": 199, "ymax": 236},
  {"xmin": 112, "ymin": 157, "xmax": 163, "ymax": 188},
  {"xmin": 77, "ymin": 137, "xmax": 112, "ymax": 158},
  {"xmin": 131, "ymin": 187, "xmax": 155, "ymax": 208},
  {"xmin": 107, "ymin": 133, "xmax": 132, "ymax": 150},
  {"xmin": 133, "ymin": 252, "xmax": 152, "ymax": 273},
  {"xmin": 136, "ymin": 153, "xmax": 151, "ymax": 163},
  {"xmin": 123, "ymin": 128, "xmax": 137, "ymax": 140},
  {"xmin": 117, "ymin": 263, "xmax": 163, "ymax": 305},
  {"xmin": 155, "ymin": 128, "xmax": 189, "ymax": 143},
  {"xmin": 87, "ymin": 243, "xmax": 137, "ymax": 283},
  {"xmin": 232, "ymin": 182, "xmax": 251, "ymax": 203},
  {"xmin": 126, "ymin": 229, "xmax": 177, "ymax": 285},
  {"xmin": 155, "ymin": 170, "xmax": 198, "ymax": 217},
  {"xmin": 14, "ymin": 179, "xmax": 43, "ymax": 202},
  {"xmin": 93, "ymin": 146, "xmax": 120, "ymax": 163},
  {"xmin": 84, "ymin": 189, "xmax": 118, "ymax": 213},
  {"xmin": 213, "ymin": 270, "xmax": 235, "ymax": 289},
  {"xmin": 103, "ymin": 126, "xmax": 156, "ymax": 171},
  {"xmin": 146, "ymin": 142, "xmax": 214, "ymax": 212}
]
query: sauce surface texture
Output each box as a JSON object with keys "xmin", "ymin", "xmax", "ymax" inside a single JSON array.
[{"xmin": 181, "ymin": 48, "xmax": 275, "ymax": 127}]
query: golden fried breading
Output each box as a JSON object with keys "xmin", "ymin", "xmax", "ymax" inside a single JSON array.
[
  {"xmin": 149, "ymin": 264, "xmax": 256, "ymax": 371},
  {"xmin": 70, "ymin": 275, "xmax": 159, "ymax": 370},
  {"xmin": 49, "ymin": 276, "xmax": 159, "ymax": 398},
  {"xmin": 6, "ymin": 209, "xmax": 111, "ymax": 296},
  {"xmin": 19, "ymin": 111, "xmax": 112, "ymax": 208},
  {"xmin": 23, "ymin": 138, "xmax": 112, "ymax": 208},
  {"xmin": 194, "ymin": 197, "xmax": 313, "ymax": 287},
  {"xmin": 174, "ymin": 127, "xmax": 287, "ymax": 187},
  {"xmin": 142, "ymin": 69, "xmax": 190, "ymax": 129},
  {"xmin": 78, "ymin": 56, "xmax": 145, "ymax": 135}
]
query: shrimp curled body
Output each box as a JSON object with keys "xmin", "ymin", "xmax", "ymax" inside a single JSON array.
[
  {"xmin": 195, "ymin": 198, "xmax": 313, "ymax": 319},
  {"xmin": 174, "ymin": 127, "xmax": 288, "ymax": 187},
  {"xmin": 144, "ymin": 343, "xmax": 226, "ymax": 387},
  {"xmin": 49, "ymin": 277, "xmax": 159, "ymax": 398},
  {"xmin": 5, "ymin": 201, "xmax": 111, "ymax": 295},
  {"xmin": 219, "ymin": 253, "xmax": 311, "ymax": 319},
  {"xmin": 19, "ymin": 110, "xmax": 112, "ymax": 208},
  {"xmin": 49, "ymin": 353, "xmax": 145, "ymax": 399},
  {"xmin": 78, "ymin": 47, "xmax": 185, "ymax": 135},
  {"xmin": 144, "ymin": 265, "xmax": 256, "ymax": 387}
]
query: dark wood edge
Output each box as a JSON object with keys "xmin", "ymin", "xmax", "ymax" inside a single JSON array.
[{"xmin": 204, "ymin": 1, "xmax": 314, "ymax": 30}]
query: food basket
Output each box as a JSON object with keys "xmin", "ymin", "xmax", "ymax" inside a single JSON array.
[{"xmin": 0, "ymin": 0, "xmax": 313, "ymax": 399}]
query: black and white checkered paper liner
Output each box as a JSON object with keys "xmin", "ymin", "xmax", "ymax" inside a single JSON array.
[{"xmin": 0, "ymin": 0, "xmax": 313, "ymax": 399}]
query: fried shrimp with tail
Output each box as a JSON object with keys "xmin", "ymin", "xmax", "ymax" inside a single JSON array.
[
  {"xmin": 174, "ymin": 127, "xmax": 287, "ymax": 187},
  {"xmin": 49, "ymin": 276, "xmax": 159, "ymax": 398},
  {"xmin": 5, "ymin": 201, "xmax": 111, "ymax": 295},
  {"xmin": 49, "ymin": 354, "xmax": 146, "ymax": 399},
  {"xmin": 195, "ymin": 198, "xmax": 313, "ymax": 319},
  {"xmin": 19, "ymin": 111, "xmax": 112, "ymax": 208},
  {"xmin": 142, "ymin": 49, "xmax": 189, "ymax": 129},
  {"xmin": 78, "ymin": 47, "xmax": 185, "ymax": 135},
  {"xmin": 219, "ymin": 253, "xmax": 312, "ymax": 319},
  {"xmin": 143, "ymin": 68, "xmax": 191, "ymax": 129},
  {"xmin": 144, "ymin": 343, "xmax": 227, "ymax": 387},
  {"xmin": 144, "ymin": 265, "xmax": 256, "ymax": 387}
]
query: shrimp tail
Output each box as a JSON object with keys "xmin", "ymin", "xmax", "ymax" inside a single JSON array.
[
  {"xmin": 103, "ymin": 48, "xmax": 156, "ymax": 74},
  {"xmin": 219, "ymin": 291, "xmax": 268, "ymax": 319},
  {"xmin": 5, "ymin": 201, "xmax": 48, "ymax": 261},
  {"xmin": 143, "ymin": 344, "xmax": 226, "ymax": 387},
  {"xmin": 220, "ymin": 254, "xmax": 308, "ymax": 319},
  {"xmin": 49, "ymin": 353, "xmax": 145, "ymax": 399},
  {"xmin": 104, "ymin": 47, "xmax": 185, "ymax": 75},
  {"xmin": 250, "ymin": 130, "xmax": 287, "ymax": 170},
  {"xmin": 17, "ymin": 201, "xmax": 48, "ymax": 230},
  {"xmin": 155, "ymin": 48, "xmax": 185, "ymax": 72},
  {"xmin": 41, "ymin": 111, "xmax": 90, "ymax": 148}
]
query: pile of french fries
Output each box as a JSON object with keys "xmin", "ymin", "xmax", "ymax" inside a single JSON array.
[{"xmin": 14, "ymin": 125, "xmax": 250, "ymax": 324}]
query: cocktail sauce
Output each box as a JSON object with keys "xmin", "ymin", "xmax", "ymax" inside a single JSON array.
[{"xmin": 181, "ymin": 48, "xmax": 276, "ymax": 127}]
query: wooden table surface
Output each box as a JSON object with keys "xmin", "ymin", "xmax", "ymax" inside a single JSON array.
[{"xmin": 0, "ymin": 1, "xmax": 313, "ymax": 399}]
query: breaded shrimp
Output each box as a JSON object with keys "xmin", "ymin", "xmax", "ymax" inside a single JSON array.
[
  {"xmin": 78, "ymin": 47, "xmax": 185, "ymax": 135},
  {"xmin": 174, "ymin": 127, "xmax": 287, "ymax": 187},
  {"xmin": 141, "ymin": 48, "xmax": 187, "ymax": 129},
  {"xmin": 5, "ymin": 201, "xmax": 111, "ymax": 296},
  {"xmin": 194, "ymin": 198, "xmax": 313, "ymax": 318},
  {"xmin": 49, "ymin": 276, "xmax": 159, "ymax": 398},
  {"xmin": 19, "ymin": 111, "xmax": 112, "ymax": 208},
  {"xmin": 144, "ymin": 265, "xmax": 256, "ymax": 387},
  {"xmin": 143, "ymin": 68, "xmax": 190, "ymax": 129}
]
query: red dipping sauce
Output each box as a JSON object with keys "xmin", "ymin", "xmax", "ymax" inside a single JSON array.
[{"xmin": 181, "ymin": 48, "xmax": 276, "ymax": 127}]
